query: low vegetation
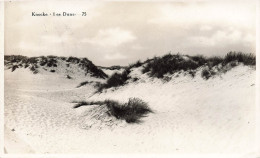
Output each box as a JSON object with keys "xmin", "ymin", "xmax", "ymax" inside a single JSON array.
[
  {"xmin": 76, "ymin": 81, "xmax": 94, "ymax": 88},
  {"xmin": 4, "ymin": 52, "xmax": 255, "ymax": 84},
  {"xmin": 96, "ymin": 69, "xmax": 131, "ymax": 92},
  {"xmin": 142, "ymin": 51, "xmax": 255, "ymax": 79},
  {"xmin": 4, "ymin": 55, "xmax": 108, "ymax": 78},
  {"xmin": 73, "ymin": 98, "xmax": 152, "ymax": 123},
  {"xmin": 95, "ymin": 51, "xmax": 255, "ymax": 91}
]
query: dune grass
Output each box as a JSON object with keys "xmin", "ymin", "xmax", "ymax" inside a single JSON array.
[
  {"xmin": 72, "ymin": 98, "xmax": 152, "ymax": 123},
  {"xmin": 142, "ymin": 51, "xmax": 255, "ymax": 79}
]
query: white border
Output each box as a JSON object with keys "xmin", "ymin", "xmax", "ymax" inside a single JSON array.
[
  {"xmin": 255, "ymin": 0, "xmax": 260, "ymax": 156},
  {"xmin": 0, "ymin": 0, "xmax": 5, "ymax": 156},
  {"xmin": 0, "ymin": 0, "xmax": 259, "ymax": 158}
]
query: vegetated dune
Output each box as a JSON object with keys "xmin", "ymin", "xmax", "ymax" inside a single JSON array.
[{"xmin": 4, "ymin": 52, "xmax": 256, "ymax": 154}]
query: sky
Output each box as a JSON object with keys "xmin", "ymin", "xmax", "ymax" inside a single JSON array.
[{"xmin": 4, "ymin": 0, "xmax": 256, "ymax": 66}]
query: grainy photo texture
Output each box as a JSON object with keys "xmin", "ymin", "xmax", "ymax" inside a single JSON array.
[{"xmin": 3, "ymin": 0, "xmax": 257, "ymax": 156}]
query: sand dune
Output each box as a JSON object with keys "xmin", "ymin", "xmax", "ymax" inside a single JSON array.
[
  {"xmin": 5, "ymin": 65, "xmax": 255, "ymax": 153},
  {"xmin": 4, "ymin": 57, "xmax": 256, "ymax": 154}
]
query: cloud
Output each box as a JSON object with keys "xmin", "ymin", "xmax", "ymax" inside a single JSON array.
[
  {"xmin": 200, "ymin": 25, "xmax": 212, "ymax": 31},
  {"xmin": 5, "ymin": 1, "xmax": 256, "ymax": 66},
  {"xmin": 149, "ymin": 1, "xmax": 255, "ymax": 29},
  {"xmin": 41, "ymin": 34, "xmax": 70, "ymax": 43},
  {"xmin": 82, "ymin": 28, "xmax": 136, "ymax": 47},
  {"xmin": 187, "ymin": 29, "xmax": 254, "ymax": 48},
  {"xmin": 104, "ymin": 53, "xmax": 127, "ymax": 60}
]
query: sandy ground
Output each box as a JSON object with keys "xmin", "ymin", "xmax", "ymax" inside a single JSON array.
[{"xmin": 4, "ymin": 65, "xmax": 257, "ymax": 155}]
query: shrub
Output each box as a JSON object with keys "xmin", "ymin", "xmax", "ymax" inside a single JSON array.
[
  {"xmin": 128, "ymin": 60, "xmax": 143, "ymax": 69},
  {"xmin": 107, "ymin": 70, "xmax": 130, "ymax": 87},
  {"xmin": 78, "ymin": 58, "xmax": 108, "ymax": 79},
  {"xmin": 47, "ymin": 55, "xmax": 57, "ymax": 58},
  {"xmin": 132, "ymin": 77, "xmax": 139, "ymax": 82},
  {"xmin": 5, "ymin": 55, "xmax": 27, "ymax": 63},
  {"xmin": 30, "ymin": 66, "xmax": 35, "ymax": 71},
  {"xmin": 201, "ymin": 68, "xmax": 211, "ymax": 80},
  {"xmin": 73, "ymin": 98, "xmax": 152, "ymax": 123},
  {"xmin": 30, "ymin": 65, "xmax": 38, "ymax": 74},
  {"xmin": 188, "ymin": 70, "xmax": 196, "ymax": 78},
  {"xmin": 12, "ymin": 65, "xmax": 19, "ymax": 72},
  {"xmin": 50, "ymin": 70, "xmax": 55, "ymax": 73},
  {"xmin": 40, "ymin": 60, "xmax": 47, "ymax": 66},
  {"xmin": 190, "ymin": 55, "xmax": 207, "ymax": 65},
  {"xmin": 142, "ymin": 53, "xmax": 201, "ymax": 78},
  {"xmin": 223, "ymin": 51, "xmax": 255, "ymax": 65},
  {"xmin": 97, "ymin": 69, "xmax": 131, "ymax": 92},
  {"xmin": 47, "ymin": 58, "xmax": 57, "ymax": 67},
  {"xmin": 207, "ymin": 56, "xmax": 223, "ymax": 68},
  {"xmin": 27, "ymin": 57, "xmax": 38, "ymax": 64},
  {"xmin": 66, "ymin": 56, "xmax": 80, "ymax": 63},
  {"xmin": 33, "ymin": 69, "xmax": 39, "ymax": 74}
]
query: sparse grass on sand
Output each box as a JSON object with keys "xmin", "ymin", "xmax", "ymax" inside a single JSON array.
[
  {"xmin": 96, "ymin": 51, "xmax": 255, "ymax": 91},
  {"xmin": 72, "ymin": 98, "xmax": 153, "ymax": 123},
  {"xmin": 142, "ymin": 51, "xmax": 255, "ymax": 79}
]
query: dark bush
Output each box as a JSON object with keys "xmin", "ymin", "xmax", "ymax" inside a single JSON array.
[
  {"xmin": 66, "ymin": 56, "xmax": 80, "ymax": 63},
  {"xmin": 97, "ymin": 69, "xmax": 131, "ymax": 92},
  {"xmin": 47, "ymin": 58, "xmax": 57, "ymax": 67},
  {"xmin": 50, "ymin": 70, "xmax": 55, "ymax": 73},
  {"xmin": 30, "ymin": 66, "xmax": 39, "ymax": 74},
  {"xmin": 40, "ymin": 60, "xmax": 47, "ymax": 66},
  {"xmin": 12, "ymin": 65, "xmax": 19, "ymax": 72},
  {"xmin": 142, "ymin": 54, "xmax": 201, "ymax": 78},
  {"xmin": 78, "ymin": 58, "xmax": 108, "ymax": 79},
  {"xmin": 201, "ymin": 69, "xmax": 211, "ymax": 80},
  {"xmin": 188, "ymin": 70, "xmax": 196, "ymax": 78},
  {"xmin": 60, "ymin": 57, "xmax": 66, "ymax": 60},
  {"xmin": 27, "ymin": 57, "xmax": 38, "ymax": 64},
  {"xmin": 128, "ymin": 60, "xmax": 143, "ymax": 69},
  {"xmin": 190, "ymin": 55, "xmax": 207, "ymax": 65},
  {"xmin": 47, "ymin": 55, "xmax": 57, "ymax": 58},
  {"xmin": 207, "ymin": 56, "xmax": 224, "ymax": 67},
  {"xmin": 223, "ymin": 51, "xmax": 255, "ymax": 65}
]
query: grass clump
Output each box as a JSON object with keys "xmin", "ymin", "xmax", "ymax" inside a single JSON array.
[
  {"xmin": 142, "ymin": 54, "xmax": 201, "ymax": 78},
  {"xmin": 97, "ymin": 69, "xmax": 131, "ymax": 92},
  {"xmin": 223, "ymin": 51, "xmax": 255, "ymax": 65},
  {"xmin": 78, "ymin": 58, "xmax": 108, "ymax": 79},
  {"xmin": 106, "ymin": 98, "xmax": 152, "ymax": 123},
  {"xmin": 201, "ymin": 68, "xmax": 211, "ymax": 80},
  {"xmin": 76, "ymin": 81, "xmax": 93, "ymax": 88},
  {"xmin": 72, "ymin": 100, "xmax": 105, "ymax": 108},
  {"xmin": 11, "ymin": 65, "xmax": 19, "ymax": 72},
  {"xmin": 73, "ymin": 98, "xmax": 152, "ymax": 123}
]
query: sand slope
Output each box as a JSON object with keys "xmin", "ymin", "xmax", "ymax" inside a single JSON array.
[{"xmin": 4, "ymin": 64, "xmax": 256, "ymax": 154}]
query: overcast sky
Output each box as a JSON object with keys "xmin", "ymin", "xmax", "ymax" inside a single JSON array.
[{"xmin": 5, "ymin": 1, "xmax": 256, "ymax": 66}]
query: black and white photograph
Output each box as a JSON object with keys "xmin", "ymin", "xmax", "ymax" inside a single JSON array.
[{"xmin": 0, "ymin": 0, "xmax": 259, "ymax": 156}]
